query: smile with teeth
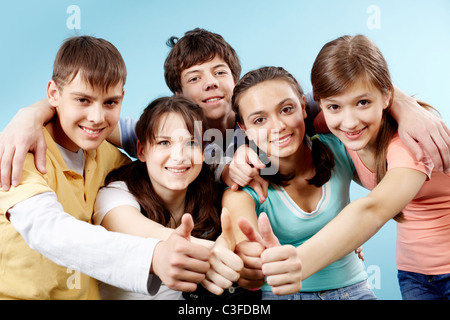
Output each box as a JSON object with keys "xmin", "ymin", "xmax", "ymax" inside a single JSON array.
[
  {"xmin": 80, "ymin": 126, "xmax": 103, "ymax": 135},
  {"xmin": 344, "ymin": 129, "xmax": 364, "ymax": 135},
  {"xmin": 166, "ymin": 167, "xmax": 189, "ymax": 173},
  {"xmin": 203, "ymin": 97, "xmax": 223, "ymax": 103},
  {"xmin": 272, "ymin": 134, "xmax": 293, "ymax": 145}
]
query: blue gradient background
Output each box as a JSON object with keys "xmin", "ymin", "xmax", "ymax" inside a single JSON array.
[{"xmin": 1, "ymin": 0, "xmax": 449, "ymax": 299}]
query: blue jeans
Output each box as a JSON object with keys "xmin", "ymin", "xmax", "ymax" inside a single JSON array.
[
  {"xmin": 261, "ymin": 280, "xmax": 377, "ymax": 300},
  {"xmin": 398, "ymin": 270, "xmax": 450, "ymax": 300}
]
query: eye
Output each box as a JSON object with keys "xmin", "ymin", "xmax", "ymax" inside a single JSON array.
[
  {"xmin": 188, "ymin": 76, "xmax": 200, "ymax": 83},
  {"xmin": 104, "ymin": 100, "xmax": 119, "ymax": 108},
  {"xmin": 157, "ymin": 140, "xmax": 171, "ymax": 146},
  {"xmin": 253, "ymin": 117, "xmax": 266, "ymax": 125},
  {"xmin": 357, "ymin": 100, "xmax": 370, "ymax": 107},
  {"xmin": 327, "ymin": 104, "xmax": 341, "ymax": 111},
  {"xmin": 281, "ymin": 105, "xmax": 294, "ymax": 114},
  {"xmin": 76, "ymin": 98, "xmax": 90, "ymax": 105},
  {"xmin": 187, "ymin": 139, "xmax": 200, "ymax": 147},
  {"xmin": 216, "ymin": 70, "xmax": 228, "ymax": 76}
]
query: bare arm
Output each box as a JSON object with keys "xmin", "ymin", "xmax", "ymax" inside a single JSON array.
[
  {"xmin": 0, "ymin": 99, "xmax": 125, "ymax": 190},
  {"xmin": 222, "ymin": 188, "xmax": 260, "ymax": 243},
  {"xmin": 0, "ymin": 99, "xmax": 54, "ymax": 190},
  {"xmin": 296, "ymin": 167, "xmax": 427, "ymax": 280}
]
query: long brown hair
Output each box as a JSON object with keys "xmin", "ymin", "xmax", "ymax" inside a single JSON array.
[
  {"xmin": 106, "ymin": 96, "xmax": 221, "ymax": 239},
  {"xmin": 311, "ymin": 35, "xmax": 394, "ymax": 183},
  {"xmin": 232, "ymin": 66, "xmax": 335, "ymax": 187},
  {"xmin": 311, "ymin": 35, "xmax": 436, "ymax": 221}
]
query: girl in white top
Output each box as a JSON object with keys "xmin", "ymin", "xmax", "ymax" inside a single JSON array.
[{"xmin": 94, "ymin": 95, "xmax": 242, "ymax": 299}]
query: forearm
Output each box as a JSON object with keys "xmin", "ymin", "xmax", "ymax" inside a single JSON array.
[
  {"xmin": 222, "ymin": 189, "xmax": 259, "ymax": 244},
  {"xmin": 297, "ymin": 197, "xmax": 387, "ymax": 280},
  {"xmin": 9, "ymin": 193, "xmax": 161, "ymax": 295},
  {"xmin": 389, "ymin": 85, "xmax": 417, "ymax": 121},
  {"xmin": 19, "ymin": 98, "xmax": 55, "ymax": 126}
]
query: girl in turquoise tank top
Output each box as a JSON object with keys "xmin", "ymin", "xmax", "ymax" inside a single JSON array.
[{"xmin": 222, "ymin": 66, "xmax": 375, "ymax": 300}]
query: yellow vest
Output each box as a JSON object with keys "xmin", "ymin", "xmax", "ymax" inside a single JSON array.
[{"xmin": 0, "ymin": 128, "xmax": 129, "ymax": 299}]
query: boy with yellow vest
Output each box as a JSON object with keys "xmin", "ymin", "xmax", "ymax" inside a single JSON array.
[{"xmin": 0, "ymin": 36, "xmax": 210, "ymax": 300}]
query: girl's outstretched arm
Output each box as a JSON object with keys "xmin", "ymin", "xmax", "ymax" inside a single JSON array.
[{"xmin": 297, "ymin": 167, "xmax": 426, "ymax": 280}]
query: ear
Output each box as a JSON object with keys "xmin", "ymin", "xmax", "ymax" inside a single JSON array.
[
  {"xmin": 384, "ymin": 87, "xmax": 392, "ymax": 109},
  {"xmin": 136, "ymin": 140, "xmax": 146, "ymax": 162},
  {"xmin": 237, "ymin": 121, "xmax": 246, "ymax": 131},
  {"xmin": 301, "ymin": 95, "xmax": 308, "ymax": 119},
  {"xmin": 47, "ymin": 80, "xmax": 60, "ymax": 107}
]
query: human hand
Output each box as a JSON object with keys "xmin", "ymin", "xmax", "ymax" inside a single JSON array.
[
  {"xmin": 201, "ymin": 208, "xmax": 243, "ymax": 295},
  {"xmin": 238, "ymin": 213, "xmax": 302, "ymax": 295},
  {"xmin": 151, "ymin": 214, "xmax": 211, "ymax": 292},
  {"xmin": 227, "ymin": 145, "xmax": 268, "ymax": 202},
  {"xmin": 355, "ymin": 246, "xmax": 364, "ymax": 261},
  {"xmin": 235, "ymin": 218, "xmax": 266, "ymax": 289},
  {"xmin": 393, "ymin": 90, "xmax": 450, "ymax": 173},
  {"xmin": 0, "ymin": 100, "xmax": 53, "ymax": 190}
]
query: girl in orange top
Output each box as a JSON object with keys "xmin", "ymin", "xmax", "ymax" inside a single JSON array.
[{"xmin": 297, "ymin": 34, "xmax": 450, "ymax": 300}]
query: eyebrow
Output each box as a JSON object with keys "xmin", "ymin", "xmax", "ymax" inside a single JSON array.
[
  {"xmin": 246, "ymin": 98, "xmax": 293, "ymax": 120},
  {"xmin": 70, "ymin": 92, "xmax": 123, "ymax": 100},
  {"xmin": 322, "ymin": 92, "xmax": 374, "ymax": 103}
]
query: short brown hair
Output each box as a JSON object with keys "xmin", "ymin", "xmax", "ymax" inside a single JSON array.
[
  {"xmin": 52, "ymin": 36, "xmax": 127, "ymax": 92},
  {"xmin": 164, "ymin": 28, "xmax": 241, "ymax": 93}
]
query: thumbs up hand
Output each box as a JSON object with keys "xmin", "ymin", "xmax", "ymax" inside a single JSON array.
[
  {"xmin": 238, "ymin": 213, "xmax": 303, "ymax": 295},
  {"xmin": 201, "ymin": 208, "xmax": 244, "ymax": 296},
  {"xmin": 151, "ymin": 214, "xmax": 211, "ymax": 292}
]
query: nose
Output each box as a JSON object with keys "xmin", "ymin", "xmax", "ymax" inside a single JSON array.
[
  {"xmin": 341, "ymin": 108, "xmax": 359, "ymax": 130},
  {"xmin": 87, "ymin": 104, "xmax": 105, "ymax": 124},
  {"xmin": 170, "ymin": 141, "xmax": 187, "ymax": 163},
  {"xmin": 272, "ymin": 116, "xmax": 287, "ymax": 132},
  {"xmin": 203, "ymin": 73, "xmax": 219, "ymax": 91}
]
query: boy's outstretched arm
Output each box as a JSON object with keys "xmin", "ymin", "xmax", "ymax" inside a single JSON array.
[{"xmin": 151, "ymin": 214, "xmax": 211, "ymax": 292}]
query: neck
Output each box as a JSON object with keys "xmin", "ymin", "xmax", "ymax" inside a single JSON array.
[
  {"xmin": 158, "ymin": 189, "xmax": 187, "ymax": 225},
  {"xmin": 207, "ymin": 111, "xmax": 236, "ymax": 135},
  {"xmin": 273, "ymin": 142, "xmax": 315, "ymax": 179},
  {"xmin": 46, "ymin": 118, "xmax": 80, "ymax": 153}
]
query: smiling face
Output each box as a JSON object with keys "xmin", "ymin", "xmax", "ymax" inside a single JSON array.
[
  {"xmin": 179, "ymin": 55, "xmax": 235, "ymax": 122},
  {"xmin": 47, "ymin": 72, "xmax": 124, "ymax": 152},
  {"xmin": 237, "ymin": 79, "xmax": 307, "ymax": 160},
  {"xmin": 319, "ymin": 80, "xmax": 391, "ymax": 152},
  {"xmin": 137, "ymin": 112, "xmax": 204, "ymax": 195}
]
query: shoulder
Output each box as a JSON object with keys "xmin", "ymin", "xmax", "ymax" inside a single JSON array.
[
  {"xmin": 93, "ymin": 181, "xmax": 140, "ymax": 225},
  {"xmin": 387, "ymin": 134, "xmax": 433, "ymax": 177},
  {"xmin": 318, "ymin": 133, "xmax": 355, "ymax": 174},
  {"xmin": 95, "ymin": 141, "xmax": 131, "ymax": 168}
]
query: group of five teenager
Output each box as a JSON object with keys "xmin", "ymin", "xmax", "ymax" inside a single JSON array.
[{"xmin": 0, "ymin": 28, "xmax": 449, "ymax": 300}]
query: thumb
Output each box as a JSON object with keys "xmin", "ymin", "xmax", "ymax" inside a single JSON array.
[
  {"xmin": 258, "ymin": 212, "xmax": 280, "ymax": 248},
  {"xmin": 34, "ymin": 138, "xmax": 48, "ymax": 175},
  {"xmin": 175, "ymin": 213, "xmax": 194, "ymax": 240},
  {"xmin": 237, "ymin": 216, "xmax": 264, "ymax": 246},
  {"xmin": 220, "ymin": 208, "xmax": 236, "ymax": 250}
]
